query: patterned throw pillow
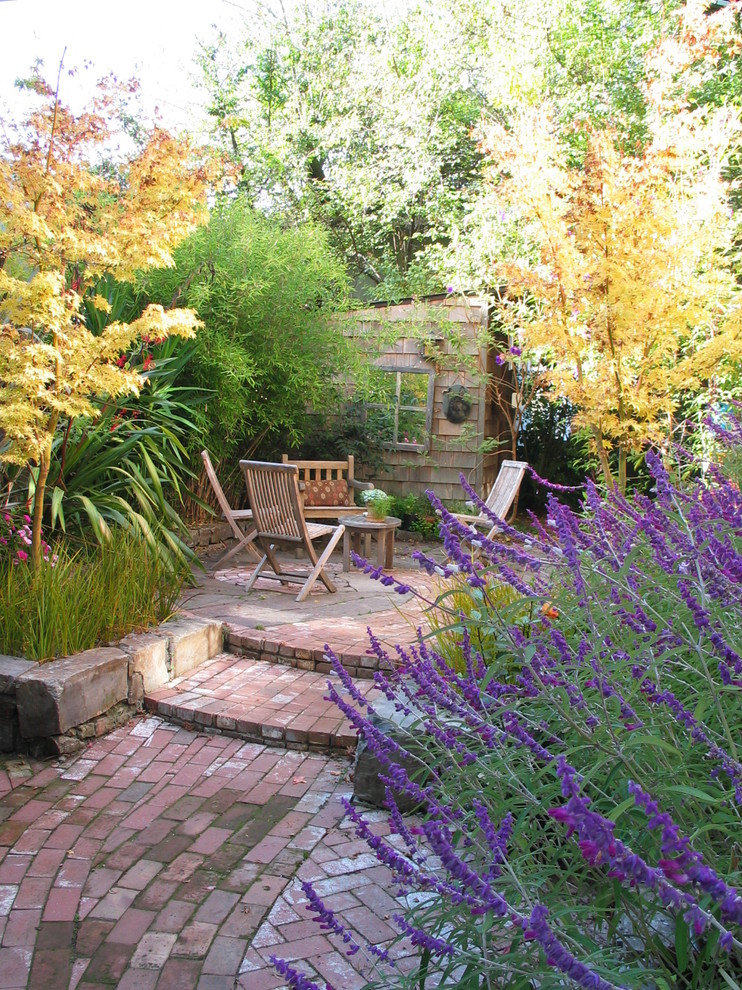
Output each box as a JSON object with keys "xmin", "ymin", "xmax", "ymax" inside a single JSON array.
[{"xmin": 303, "ymin": 479, "xmax": 350, "ymax": 507}]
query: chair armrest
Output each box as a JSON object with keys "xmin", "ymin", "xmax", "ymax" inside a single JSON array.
[
  {"xmin": 451, "ymin": 512, "xmax": 487, "ymax": 526},
  {"xmin": 349, "ymin": 480, "xmax": 374, "ymax": 491}
]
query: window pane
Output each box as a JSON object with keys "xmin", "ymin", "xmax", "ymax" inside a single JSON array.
[
  {"xmin": 398, "ymin": 409, "xmax": 427, "ymax": 446},
  {"xmin": 399, "ymin": 371, "xmax": 429, "ymax": 408},
  {"xmin": 367, "ymin": 368, "xmax": 398, "ymax": 404},
  {"xmin": 365, "ymin": 407, "xmax": 395, "ymax": 445}
]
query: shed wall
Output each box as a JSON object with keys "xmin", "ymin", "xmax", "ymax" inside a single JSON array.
[{"xmin": 347, "ymin": 295, "xmax": 512, "ymax": 502}]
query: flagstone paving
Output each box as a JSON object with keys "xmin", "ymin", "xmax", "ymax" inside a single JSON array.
[{"xmin": 0, "ymin": 716, "xmax": 418, "ymax": 990}]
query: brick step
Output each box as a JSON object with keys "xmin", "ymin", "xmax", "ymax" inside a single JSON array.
[
  {"xmin": 224, "ymin": 622, "xmax": 397, "ymax": 678},
  {"xmin": 144, "ymin": 652, "xmax": 377, "ymax": 753}
]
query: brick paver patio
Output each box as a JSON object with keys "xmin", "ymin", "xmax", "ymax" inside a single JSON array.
[{"xmin": 0, "ymin": 716, "xmax": 416, "ymax": 990}]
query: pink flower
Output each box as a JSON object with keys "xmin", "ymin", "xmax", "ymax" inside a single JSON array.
[{"xmin": 16, "ymin": 550, "xmax": 28, "ymax": 562}]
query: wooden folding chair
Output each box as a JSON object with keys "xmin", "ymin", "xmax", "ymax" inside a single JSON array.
[
  {"xmin": 201, "ymin": 450, "xmax": 257, "ymax": 566},
  {"xmin": 453, "ymin": 459, "xmax": 528, "ymax": 540},
  {"xmin": 239, "ymin": 460, "xmax": 346, "ymax": 603}
]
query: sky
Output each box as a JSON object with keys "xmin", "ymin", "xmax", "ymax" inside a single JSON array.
[{"xmin": 0, "ymin": 0, "xmax": 248, "ymax": 132}]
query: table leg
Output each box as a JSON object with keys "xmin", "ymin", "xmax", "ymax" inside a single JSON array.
[
  {"xmin": 342, "ymin": 529, "xmax": 351, "ymax": 572},
  {"xmin": 375, "ymin": 532, "xmax": 386, "ymax": 570},
  {"xmin": 384, "ymin": 529, "xmax": 395, "ymax": 570}
]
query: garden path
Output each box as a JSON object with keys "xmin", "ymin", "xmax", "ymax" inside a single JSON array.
[
  {"xmin": 0, "ymin": 717, "xmax": 418, "ymax": 990},
  {"xmin": 0, "ymin": 539, "xmax": 445, "ymax": 989}
]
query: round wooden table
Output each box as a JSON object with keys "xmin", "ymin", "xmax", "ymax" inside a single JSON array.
[{"xmin": 341, "ymin": 515, "xmax": 402, "ymax": 572}]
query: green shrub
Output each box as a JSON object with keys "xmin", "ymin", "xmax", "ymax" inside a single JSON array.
[
  {"xmin": 389, "ymin": 493, "xmax": 440, "ymax": 539},
  {"xmin": 426, "ymin": 573, "xmax": 526, "ymax": 676},
  {"xmin": 0, "ymin": 529, "xmax": 188, "ymax": 662},
  {"xmin": 142, "ymin": 199, "xmax": 358, "ymax": 466}
]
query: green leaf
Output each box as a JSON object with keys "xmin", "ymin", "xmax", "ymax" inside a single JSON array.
[
  {"xmin": 78, "ymin": 497, "xmax": 112, "ymax": 543},
  {"xmin": 623, "ymin": 734, "xmax": 682, "ymax": 757},
  {"xmin": 666, "ymin": 785, "xmax": 721, "ymax": 805},
  {"xmin": 50, "ymin": 487, "xmax": 66, "ymax": 532},
  {"xmin": 720, "ymin": 969, "xmax": 742, "ymax": 990},
  {"xmin": 675, "ymin": 914, "xmax": 689, "ymax": 971},
  {"xmin": 609, "ymin": 794, "xmax": 637, "ymax": 822}
]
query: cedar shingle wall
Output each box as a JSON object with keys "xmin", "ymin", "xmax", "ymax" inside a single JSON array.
[{"xmin": 346, "ymin": 296, "xmax": 513, "ymax": 501}]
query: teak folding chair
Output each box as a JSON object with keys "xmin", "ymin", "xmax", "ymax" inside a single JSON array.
[
  {"xmin": 239, "ymin": 460, "xmax": 346, "ymax": 603},
  {"xmin": 453, "ymin": 459, "xmax": 528, "ymax": 540},
  {"xmin": 201, "ymin": 450, "xmax": 257, "ymax": 566}
]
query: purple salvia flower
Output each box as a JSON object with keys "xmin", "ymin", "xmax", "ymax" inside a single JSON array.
[
  {"xmin": 629, "ymin": 782, "xmax": 742, "ymax": 927},
  {"xmin": 391, "ymin": 915, "xmax": 455, "ymax": 956},
  {"xmin": 270, "ymin": 956, "xmax": 333, "ymax": 990},
  {"xmin": 300, "ymin": 881, "xmax": 364, "ymax": 955}
]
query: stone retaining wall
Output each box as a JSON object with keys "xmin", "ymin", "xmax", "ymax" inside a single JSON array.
[
  {"xmin": 0, "ymin": 617, "xmax": 222, "ymax": 756},
  {"xmin": 186, "ymin": 521, "xmax": 234, "ymax": 548}
]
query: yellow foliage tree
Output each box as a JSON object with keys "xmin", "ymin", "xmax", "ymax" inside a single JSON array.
[
  {"xmin": 480, "ymin": 2, "xmax": 742, "ymax": 491},
  {"xmin": 0, "ymin": 72, "xmax": 209, "ymax": 565}
]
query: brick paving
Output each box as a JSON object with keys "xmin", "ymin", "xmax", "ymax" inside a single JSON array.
[
  {"xmin": 0, "ymin": 541, "xmax": 448, "ymax": 987},
  {"xmin": 145, "ymin": 656, "xmax": 377, "ymax": 752},
  {"xmin": 144, "ymin": 543, "xmax": 444, "ymax": 756},
  {"xmin": 0, "ymin": 717, "xmax": 416, "ymax": 990}
]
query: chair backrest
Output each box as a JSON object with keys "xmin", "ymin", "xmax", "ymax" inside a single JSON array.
[
  {"xmin": 481, "ymin": 459, "xmax": 528, "ymax": 522},
  {"xmin": 201, "ymin": 450, "xmax": 236, "ymax": 522},
  {"xmin": 281, "ymin": 455, "xmax": 354, "ymax": 507},
  {"xmin": 282, "ymin": 455, "xmax": 355, "ymax": 485},
  {"xmin": 240, "ymin": 460, "xmax": 308, "ymax": 544}
]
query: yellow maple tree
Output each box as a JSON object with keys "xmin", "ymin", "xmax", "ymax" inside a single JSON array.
[
  {"xmin": 480, "ymin": 1, "xmax": 742, "ymax": 491},
  {"xmin": 0, "ymin": 72, "xmax": 210, "ymax": 565}
]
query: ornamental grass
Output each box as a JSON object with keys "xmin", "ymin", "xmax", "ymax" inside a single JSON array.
[{"xmin": 0, "ymin": 525, "xmax": 188, "ymax": 662}]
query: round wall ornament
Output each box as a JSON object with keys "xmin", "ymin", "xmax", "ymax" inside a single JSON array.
[{"xmin": 442, "ymin": 384, "xmax": 472, "ymax": 424}]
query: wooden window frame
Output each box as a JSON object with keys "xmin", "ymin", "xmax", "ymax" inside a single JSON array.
[{"xmin": 365, "ymin": 367, "xmax": 435, "ymax": 453}]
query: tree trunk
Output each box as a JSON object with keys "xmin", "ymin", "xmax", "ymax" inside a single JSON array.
[
  {"xmin": 31, "ymin": 446, "xmax": 51, "ymax": 569},
  {"xmin": 592, "ymin": 427, "xmax": 615, "ymax": 490},
  {"xmin": 618, "ymin": 445, "xmax": 627, "ymax": 494},
  {"xmin": 31, "ymin": 412, "xmax": 58, "ymax": 569}
]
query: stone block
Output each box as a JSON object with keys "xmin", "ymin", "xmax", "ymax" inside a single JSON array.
[
  {"xmin": 352, "ymin": 697, "xmax": 431, "ymax": 814},
  {"xmin": 16, "ymin": 648, "xmax": 128, "ymax": 738},
  {"xmin": 128, "ymin": 673, "xmax": 144, "ymax": 706},
  {"xmin": 0, "ymin": 654, "xmax": 38, "ymax": 692},
  {"xmin": 0, "ymin": 695, "xmax": 18, "ymax": 752},
  {"xmin": 119, "ymin": 631, "xmax": 169, "ymax": 692},
  {"xmin": 47, "ymin": 735, "xmax": 85, "ymax": 756},
  {"xmin": 0, "ymin": 655, "xmax": 38, "ymax": 753},
  {"xmin": 163, "ymin": 618, "xmax": 223, "ymax": 679}
]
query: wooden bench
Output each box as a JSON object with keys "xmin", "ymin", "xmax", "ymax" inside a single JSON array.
[{"xmin": 281, "ymin": 455, "xmax": 373, "ymax": 521}]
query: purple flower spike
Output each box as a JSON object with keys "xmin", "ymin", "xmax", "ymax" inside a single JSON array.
[{"xmin": 270, "ymin": 956, "xmax": 333, "ymax": 990}]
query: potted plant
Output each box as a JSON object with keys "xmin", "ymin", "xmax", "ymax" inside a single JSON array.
[{"xmin": 361, "ymin": 488, "xmax": 393, "ymax": 521}]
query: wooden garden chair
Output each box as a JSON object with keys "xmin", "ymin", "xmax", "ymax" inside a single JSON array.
[
  {"xmin": 452, "ymin": 459, "xmax": 528, "ymax": 540},
  {"xmin": 281, "ymin": 454, "xmax": 373, "ymax": 520},
  {"xmin": 201, "ymin": 450, "xmax": 257, "ymax": 566},
  {"xmin": 239, "ymin": 460, "xmax": 346, "ymax": 603}
]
